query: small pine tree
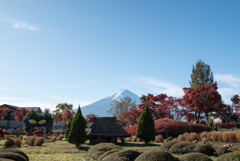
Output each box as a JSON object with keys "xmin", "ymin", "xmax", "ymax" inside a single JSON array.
[
  {"xmin": 67, "ymin": 106, "xmax": 87, "ymax": 147},
  {"xmin": 137, "ymin": 103, "xmax": 155, "ymax": 144},
  {"xmin": 66, "ymin": 118, "xmax": 72, "ymax": 139}
]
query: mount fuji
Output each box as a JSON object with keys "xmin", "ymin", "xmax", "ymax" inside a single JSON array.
[{"xmin": 75, "ymin": 89, "xmax": 141, "ymax": 117}]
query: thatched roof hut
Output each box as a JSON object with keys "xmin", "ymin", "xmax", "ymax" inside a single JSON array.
[{"xmin": 86, "ymin": 117, "xmax": 130, "ymax": 144}]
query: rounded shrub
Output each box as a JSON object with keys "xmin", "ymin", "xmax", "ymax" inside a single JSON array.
[
  {"xmin": 34, "ymin": 137, "xmax": 45, "ymax": 146},
  {"xmin": 135, "ymin": 149, "xmax": 179, "ymax": 161},
  {"xmin": 0, "ymin": 158, "xmax": 14, "ymax": 161},
  {"xmin": 102, "ymin": 149, "xmax": 141, "ymax": 161},
  {"xmin": 186, "ymin": 136, "xmax": 193, "ymax": 142},
  {"xmin": 200, "ymin": 132, "xmax": 208, "ymax": 140},
  {"xmin": 180, "ymin": 152, "xmax": 212, "ymax": 161},
  {"xmin": 193, "ymin": 144, "xmax": 215, "ymax": 156},
  {"xmin": 131, "ymin": 135, "xmax": 137, "ymax": 142},
  {"xmin": 169, "ymin": 142, "xmax": 196, "ymax": 154},
  {"xmin": 155, "ymin": 135, "xmax": 164, "ymax": 143},
  {"xmin": 228, "ymin": 144, "xmax": 240, "ymax": 151},
  {"xmin": 57, "ymin": 134, "xmax": 64, "ymax": 140},
  {"xmin": 222, "ymin": 132, "xmax": 229, "ymax": 142},
  {"xmin": 216, "ymin": 147, "xmax": 231, "ymax": 156},
  {"xmin": 0, "ymin": 152, "xmax": 27, "ymax": 161},
  {"xmin": 0, "ymin": 149, "xmax": 29, "ymax": 161},
  {"xmin": 201, "ymin": 137, "xmax": 208, "ymax": 144},
  {"xmin": 159, "ymin": 140, "xmax": 179, "ymax": 151},
  {"xmin": 88, "ymin": 143, "xmax": 122, "ymax": 160},
  {"xmin": 26, "ymin": 136, "xmax": 36, "ymax": 146},
  {"xmin": 98, "ymin": 149, "xmax": 121, "ymax": 161},
  {"xmin": 211, "ymin": 131, "xmax": 218, "ymax": 142},
  {"xmin": 177, "ymin": 135, "xmax": 185, "ymax": 142},
  {"xmin": 189, "ymin": 132, "xmax": 198, "ymax": 141},
  {"xmin": 5, "ymin": 138, "xmax": 15, "ymax": 148},
  {"xmin": 51, "ymin": 136, "xmax": 57, "ymax": 142},
  {"xmin": 236, "ymin": 132, "xmax": 240, "ymax": 143},
  {"xmin": 228, "ymin": 132, "xmax": 236, "ymax": 142},
  {"xmin": 13, "ymin": 138, "xmax": 22, "ymax": 147},
  {"xmin": 216, "ymin": 151, "xmax": 240, "ymax": 161}
]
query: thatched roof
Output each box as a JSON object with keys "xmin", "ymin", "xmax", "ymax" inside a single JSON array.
[{"xmin": 86, "ymin": 117, "xmax": 130, "ymax": 137}]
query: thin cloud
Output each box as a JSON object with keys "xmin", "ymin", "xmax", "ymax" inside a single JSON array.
[
  {"xmin": 12, "ymin": 22, "xmax": 40, "ymax": 31},
  {"xmin": 215, "ymin": 74, "xmax": 240, "ymax": 87},
  {"xmin": 132, "ymin": 77, "xmax": 184, "ymax": 97}
]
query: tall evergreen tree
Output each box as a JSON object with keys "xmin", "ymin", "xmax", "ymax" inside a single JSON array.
[
  {"xmin": 65, "ymin": 118, "xmax": 73, "ymax": 139},
  {"xmin": 67, "ymin": 106, "xmax": 87, "ymax": 147},
  {"xmin": 137, "ymin": 103, "xmax": 155, "ymax": 145},
  {"xmin": 190, "ymin": 59, "xmax": 214, "ymax": 89}
]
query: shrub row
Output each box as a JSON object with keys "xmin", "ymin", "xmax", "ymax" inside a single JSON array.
[
  {"xmin": 25, "ymin": 136, "xmax": 44, "ymax": 146},
  {"xmin": 0, "ymin": 148, "xmax": 29, "ymax": 161}
]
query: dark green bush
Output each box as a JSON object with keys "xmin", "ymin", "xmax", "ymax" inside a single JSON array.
[
  {"xmin": 0, "ymin": 149, "xmax": 29, "ymax": 161},
  {"xmin": 34, "ymin": 137, "xmax": 45, "ymax": 146},
  {"xmin": 169, "ymin": 142, "xmax": 196, "ymax": 154},
  {"xmin": 216, "ymin": 151, "xmax": 240, "ymax": 161},
  {"xmin": 4, "ymin": 138, "xmax": 15, "ymax": 148},
  {"xmin": 102, "ymin": 150, "xmax": 141, "ymax": 161},
  {"xmin": 0, "ymin": 158, "xmax": 14, "ymax": 161},
  {"xmin": 0, "ymin": 152, "xmax": 27, "ymax": 161},
  {"xmin": 88, "ymin": 143, "xmax": 122, "ymax": 160},
  {"xmin": 135, "ymin": 149, "xmax": 179, "ymax": 161},
  {"xmin": 180, "ymin": 152, "xmax": 212, "ymax": 161},
  {"xmin": 159, "ymin": 140, "xmax": 179, "ymax": 151},
  {"xmin": 193, "ymin": 144, "xmax": 215, "ymax": 156},
  {"xmin": 98, "ymin": 149, "xmax": 121, "ymax": 161},
  {"xmin": 216, "ymin": 147, "xmax": 231, "ymax": 156},
  {"xmin": 228, "ymin": 144, "xmax": 240, "ymax": 151}
]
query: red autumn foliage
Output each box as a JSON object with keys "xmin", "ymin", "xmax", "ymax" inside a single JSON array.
[
  {"xmin": 0, "ymin": 106, "xmax": 8, "ymax": 118},
  {"xmin": 14, "ymin": 108, "xmax": 29, "ymax": 122},
  {"xmin": 53, "ymin": 112, "xmax": 63, "ymax": 122},
  {"xmin": 214, "ymin": 123, "xmax": 240, "ymax": 128},
  {"xmin": 63, "ymin": 109, "xmax": 72, "ymax": 124},
  {"xmin": 123, "ymin": 119, "xmax": 211, "ymax": 137},
  {"xmin": 121, "ymin": 106, "xmax": 141, "ymax": 125},
  {"xmin": 33, "ymin": 130, "xmax": 44, "ymax": 136},
  {"xmin": 0, "ymin": 128, "xmax": 5, "ymax": 139},
  {"xmin": 231, "ymin": 95, "xmax": 240, "ymax": 115},
  {"xmin": 182, "ymin": 82, "xmax": 222, "ymax": 123},
  {"xmin": 54, "ymin": 131, "xmax": 60, "ymax": 137},
  {"xmin": 26, "ymin": 132, "xmax": 32, "ymax": 136}
]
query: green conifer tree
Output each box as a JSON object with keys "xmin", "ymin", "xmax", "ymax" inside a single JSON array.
[
  {"xmin": 137, "ymin": 103, "xmax": 155, "ymax": 144},
  {"xmin": 65, "ymin": 118, "xmax": 72, "ymax": 139},
  {"xmin": 67, "ymin": 106, "xmax": 87, "ymax": 147}
]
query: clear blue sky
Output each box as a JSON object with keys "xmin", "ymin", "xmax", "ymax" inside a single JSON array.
[{"xmin": 0, "ymin": 0, "xmax": 240, "ymax": 111}]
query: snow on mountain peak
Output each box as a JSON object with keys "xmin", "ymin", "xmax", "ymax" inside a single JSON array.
[{"xmin": 77, "ymin": 89, "xmax": 141, "ymax": 117}]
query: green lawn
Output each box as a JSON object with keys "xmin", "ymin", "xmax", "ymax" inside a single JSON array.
[{"xmin": 0, "ymin": 138, "xmax": 224, "ymax": 161}]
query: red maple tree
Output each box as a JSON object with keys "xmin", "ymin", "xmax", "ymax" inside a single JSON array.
[
  {"xmin": 63, "ymin": 109, "xmax": 72, "ymax": 124},
  {"xmin": 182, "ymin": 82, "xmax": 222, "ymax": 123},
  {"xmin": 121, "ymin": 106, "xmax": 141, "ymax": 125},
  {"xmin": 85, "ymin": 113, "xmax": 98, "ymax": 122},
  {"xmin": 14, "ymin": 108, "xmax": 29, "ymax": 122}
]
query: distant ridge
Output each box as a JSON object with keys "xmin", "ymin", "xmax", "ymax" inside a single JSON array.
[{"xmin": 74, "ymin": 89, "xmax": 140, "ymax": 116}]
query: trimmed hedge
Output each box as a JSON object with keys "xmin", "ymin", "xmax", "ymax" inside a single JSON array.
[
  {"xmin": 0, "ymin": 152, "xmax": 27, "ymax": 161},
  {"xmin": 102, "ymin": 150, "xmax": 141, "ymax": 161},
  {"xmin": 193, "ymin": 144, "xmax": 215, "ymax": 156},
  {"xmin": 124, "ymin": 119, "xmax": 211, "ymax": 137},
  {"xmin": 169, "ymin": 142, "xmax": 196, "ymax": 154},
  {"xmin": 159, "ymin": 140, "xmax": 179, "ymax": 151},
  {"xmin": 180, "ymin": 152, "xmax": 212, "ymax": 161},
  {"xmin": 0, "ymin": 149, "xmax": 29, "ymax": 161},
  {"xmin": 135, "ymin": 149, "xmax": 179, "ymax": 161},
  {"xmin": 228, "ymin": 144, "xmax": 240, "ymax": 151},
  {"xmin": 98, "ymin": 149, "xmax": 121, "ymax": 161},
  {"xmin": 216, "ymin": 151, "xmax": 240, "ymax": 161},
  {"xmin": 88, "ymin": 143, "xmax": 122, "ymax": 160}
]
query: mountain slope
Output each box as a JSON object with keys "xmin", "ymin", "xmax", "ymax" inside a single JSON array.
[{"xmin": 75, "ymin": 89, "xmax": 141, "ymax": 117}]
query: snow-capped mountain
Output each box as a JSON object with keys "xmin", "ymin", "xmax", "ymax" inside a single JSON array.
[{"xmin": 74, "ymin": 89, "xmax": 141, "ymax": 117}]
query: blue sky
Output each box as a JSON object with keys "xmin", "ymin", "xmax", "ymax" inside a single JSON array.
[{"xmin": 0, "ymin": 0, "xmax": 240, "ymax": 111}]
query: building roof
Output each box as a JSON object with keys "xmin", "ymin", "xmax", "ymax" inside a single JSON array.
[
  {"xmin": 86, "ymin": 117, "xmax": 130, "ymax": 137},
  {"xmin": 24, "ymin": 107, "xmax": 42, "ymax": 113},
  {"xmin": 0, "ymin": 104, "xmax": 42, "ymax": 113}
]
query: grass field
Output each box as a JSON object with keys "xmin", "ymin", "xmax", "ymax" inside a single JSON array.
[{"xmin": 0, "ymin": 138, "xmax": 232, "ymax": 161}]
